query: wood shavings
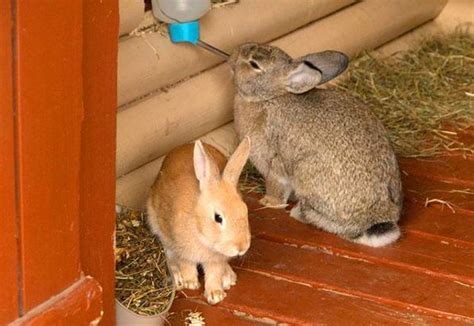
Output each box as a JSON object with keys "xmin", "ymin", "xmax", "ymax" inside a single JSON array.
[
  {"xmin": 424, "ymin": 198, "xmax": 456, "ymax": 213},
  {"xmin": 211, "ymin": 0, "xmax": 239, "ymax": 9},
  {"xmin": 185, "ymin": 311, "xmax": 206, "ymax": 325},
  {"xmin": 129, "ymin": 11, "xmax": 167, "ymax": 38}
]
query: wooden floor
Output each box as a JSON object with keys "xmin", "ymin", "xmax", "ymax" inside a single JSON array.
[{"xmin": 168, "ymin": 130, "xmax": 474, "ymax": 325}]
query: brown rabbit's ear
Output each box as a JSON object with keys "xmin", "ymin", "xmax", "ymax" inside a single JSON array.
[
  {"xmin": 194, "ymin": 140, "xmax": 221, "ymax": 191},
  {"xmin": 285, "ymin": 61, "xmax": 323, "ymax": 94},
  {"xmin": 222, "ymin": 136, "xmax": 251, "ymax": 187},
  {"xmin": 297, "ymin": 50, "xmax": 349, "ymax": 85}
]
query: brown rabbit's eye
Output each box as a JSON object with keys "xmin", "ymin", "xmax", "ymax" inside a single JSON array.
[
  {"xmin": 249, "ymin": 60, "xmax": 262, "ymax": 71},
  {"xmin": 214, "ymin": 213, "xmax": 223, "ymax": 224}
]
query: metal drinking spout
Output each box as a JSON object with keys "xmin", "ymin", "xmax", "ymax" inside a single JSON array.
[{"xmin": 197, "ymin": 40, "xmax": 230, "ymax": 60}]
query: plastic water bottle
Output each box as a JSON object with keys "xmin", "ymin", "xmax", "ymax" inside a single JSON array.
[{"xmin": 151, "ymin": 0, "xmax": 211, "ymax": 45}]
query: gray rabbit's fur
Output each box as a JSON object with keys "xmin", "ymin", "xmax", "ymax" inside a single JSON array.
[{"xmin": 230, "ymin": 43, "xmax": 402, "ymax": 247}]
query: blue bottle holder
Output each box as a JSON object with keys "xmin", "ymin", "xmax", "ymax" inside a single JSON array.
[{"xmin": 168, "ymin": 21, "xmax": 200, "ymax": 45}]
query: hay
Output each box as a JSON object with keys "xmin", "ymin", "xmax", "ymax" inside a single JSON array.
[
  {"xmin": 239, "ymin": 162, "xmax": 266, "ymax": 194},
  {"xmin": 115, "ymin": 206, "xmax": 174, "ymax": 316},
  {"xmin": 335, "ymin": 30, "xmax": 474, "ymax": 158}
]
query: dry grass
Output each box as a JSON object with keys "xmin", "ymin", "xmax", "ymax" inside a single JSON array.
[
  {"xmin": 239, "ymin": 162, "xmax": 266, "ymax": 194},
  {"xmin": 335, "ymin": 29, "xmax": 474, "ymax": 158},
  {"xmin": 115, "ymin": 207, "xmax": 174, "ymax": 316}
]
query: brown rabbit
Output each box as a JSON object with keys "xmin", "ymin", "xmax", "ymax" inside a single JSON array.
[
  {"xmin": 229, "ymin": 43, "xmax": 402, "ymax": 247},
  {"xmin": 147, "ymin": 137, "xmax": 251, "ymax": 304}
]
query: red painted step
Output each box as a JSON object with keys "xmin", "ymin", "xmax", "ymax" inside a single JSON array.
[
  {"xmin": 399, "ymin": 156, "xmax": 474, "ymax": 188},
  {"xmin": 169, "ymin": 298, "xmax": 261, "ymax": 325},
  {"xmin": 402, "ymin": 173, "xmax": 474, "ymax": 216},
  {"xmin": 213, "ymin": 269, "xmax": 455, "ymax": 325},
  {"xmin": 246, "ymin": 197, "xmax": 474, "ymax": 284},
  {"xmin": 400, "ymin": 202, "xmax": 474, "ymax": 246},
  {"xmin": 234, "ymin": 238, "xmax": 474, "ymax": 322}
]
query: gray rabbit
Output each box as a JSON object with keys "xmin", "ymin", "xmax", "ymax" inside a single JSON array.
[{"xmin": 229, "ymin": 43, "xmax": 402, "ymax": 247}]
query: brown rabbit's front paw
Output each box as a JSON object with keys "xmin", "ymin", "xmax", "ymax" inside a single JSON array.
[
  {"xmin": 222, "ymin": 265, "xmax": 237, "ymax": 290},
  {"xmin": 173, "ymin": 273, "xmax": 201, "ymax": 291},
  {"xmin": 175, "ymin": 269, "xmax": 200, "ymax": 290},
  {"xmin": 183, "ymin": 279, "xmax": 200, "ymax": 290},
  {"xmin": 172, "ymin": 269, "xmax": 184, "ymax": 290},
  {"xmin": 259, "ymin": 195, "xmax": 288, "ymax": 209},
  {"xmin": 205, "ymin": 288, "xmax": 227, "ymax": 305},
  {"xmin": 172, "ymin": 267, "xmax": 200, "ymax": 290},
  {"xmin": 170, "ymin": 261, "xmax": 200, "ymax": 290}
]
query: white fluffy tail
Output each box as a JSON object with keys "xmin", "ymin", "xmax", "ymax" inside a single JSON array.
[{"xmin": 353, "ymin": 222, "xmax": 400, "ymax": 247}]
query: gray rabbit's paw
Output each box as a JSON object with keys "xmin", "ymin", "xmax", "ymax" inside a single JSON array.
[{"xmin": 290, "ymin": 203, "xmax": 309, "ymax": 224}]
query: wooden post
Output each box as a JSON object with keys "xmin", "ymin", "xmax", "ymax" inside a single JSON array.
[
  {"xmin": 80, "ymin": 1, "xmax": 119, "ymax": 325},
  {"xmin": 14, "ymin": 0, "xmax": 84, "ymax": 310},
  {"xmin": 0, "ymin": 0, "xmax": 20, "ymax": 323},
  {"xmin": 1, "ymin": 0, "xmax": 118, "ymax": 324}
]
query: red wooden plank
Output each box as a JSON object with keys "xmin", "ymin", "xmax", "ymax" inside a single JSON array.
[
  {"xmin": 14, "ymin": 1, "xmax": 83, "ymax": 311},
  {"xmin": 403, "ymin": 174, "xmax": 474, "ymax": 216},
  {"xmin": 400, "ymin": 156, "xmax": 474, "ymax": 188},
  {"xmin": 11, "ymin": 277, "xmax": 103, "ymax": 326},
  {"xmin": 400, "ymin": 202, "xmax": 474, "ymax": 246},
  {"xmin": 216, "ymin": 269, "xmax": 460, "ymax": 325},
  {"xmin": 169, "ymin": 299, "xmax": 262, "ymax": 325},
  {"xmin": 80, "ymin": 2, "xmax": 119, "ymax": 325},
  {"xmin": 236, "ymin": 238, "xmax": 474, "ymax": 322},
  {"xmin": 0, "ymin": 0, "xmax": 19, "ymax": 323},
  {"xmin": 246, "ymin": 197, "xmax": 474, "ymax": 284}
]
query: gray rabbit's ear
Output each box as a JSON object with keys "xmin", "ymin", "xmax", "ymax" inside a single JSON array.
[
  {"xmin": 285, "ymin": 61, "xmax": 322, "ymax": 94},
  {"xmin": 297, "ymin": 50, "xmax": 349, "ymax": 84}
]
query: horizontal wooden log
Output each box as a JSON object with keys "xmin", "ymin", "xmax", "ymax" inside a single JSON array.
[
  {"xmin": 116, "ymin": 123, "xmax": 238, "ymax": 209},
  {"xmin": 119, "ymin": 0, "xmax": 144, "ymax": 36},
  {"xmin": 117, "ymin": 0, "xmax": 355, "ymax": 106},
  {"xmin": 375, "ymin": 0, "xmax": 473, "ymax": 57},
  {"xmin": 116, "ymin": 0, "xmax": 448, "ymax": 178}
]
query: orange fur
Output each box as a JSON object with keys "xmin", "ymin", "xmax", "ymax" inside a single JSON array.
[{"xmin": 147, "ymin": 138, "xmax": 251, "ymax": 304}]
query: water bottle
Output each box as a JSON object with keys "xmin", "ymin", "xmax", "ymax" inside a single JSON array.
[{"xmin": 151, "ymin": 0, "xmax": 211, "ymax": 45}]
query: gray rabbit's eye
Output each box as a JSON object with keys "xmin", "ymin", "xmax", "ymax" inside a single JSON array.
[{"xmin": 249, "ymin": 60, "xmax": 262, "ymax": 72}]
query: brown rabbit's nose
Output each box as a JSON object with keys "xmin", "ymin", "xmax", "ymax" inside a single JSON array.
[{"xmin": 237, "ymin": 241, "xmax": 250, "ymax": 256}]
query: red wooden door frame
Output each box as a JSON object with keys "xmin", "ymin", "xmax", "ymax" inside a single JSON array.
[
  {"xmin": 1, "ymin": 1, "xmax": 118, "ymax": 324},
  {"xmin": 80, "ymin": 2, "xmax": 119, "ymax": 325},
  {"xmin": 0, "ymin": 0, "xmax": 20, "ymax": 323}
]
